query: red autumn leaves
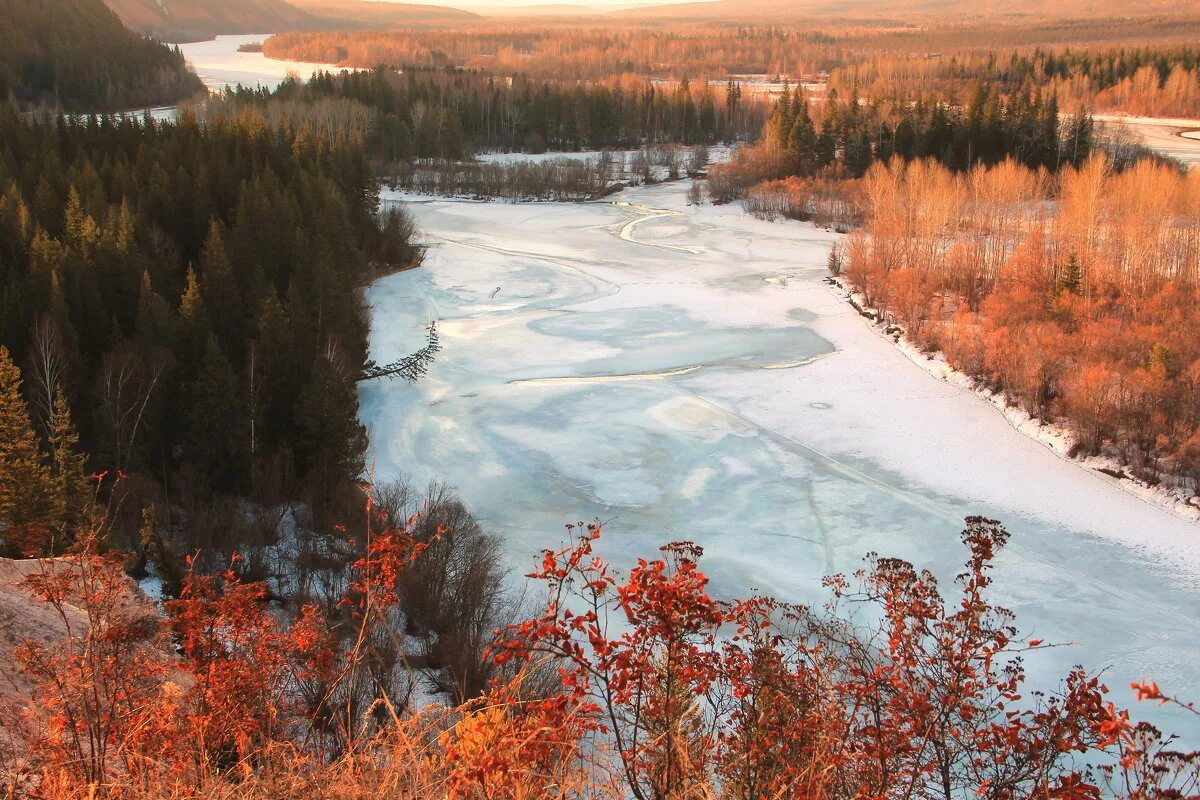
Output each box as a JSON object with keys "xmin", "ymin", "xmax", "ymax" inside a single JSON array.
[{"xmin": 12, "ymin": 513, "xmax": 1199, "ymax": 798}]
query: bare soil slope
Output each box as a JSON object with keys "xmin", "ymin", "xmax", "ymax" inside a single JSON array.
[{"xmin": 0, "ymin": 558, "xmax": 164, "ymax": 767}]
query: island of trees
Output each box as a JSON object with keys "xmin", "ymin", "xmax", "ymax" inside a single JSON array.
[{"xmin": 207, "ymin": 67, "xmax": 764, "ymax": 161}]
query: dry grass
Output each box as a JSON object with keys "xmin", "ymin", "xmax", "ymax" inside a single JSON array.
[{"xmin": 7, "ymin": 697, "xmax": 626, "ymax": 800}]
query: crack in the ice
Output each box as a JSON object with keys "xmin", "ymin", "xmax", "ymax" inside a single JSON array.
[{"xmin": 611, "ymin": 200, "xmax": 703, "ymax": 254}]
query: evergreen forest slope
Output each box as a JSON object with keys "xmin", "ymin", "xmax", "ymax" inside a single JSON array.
[{"xmin": 0, "ymin": 0, "xmax": 203, "ymax": 111}]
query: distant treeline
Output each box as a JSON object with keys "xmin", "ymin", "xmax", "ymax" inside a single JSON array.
[
  {"xmin": 261, "ymin": 26, "xmax": 851, "ymax": 82},
  {"xmin": 834, "ymin": 46, "xmax": 1200, "ymax": 118},
  {"xmin": 0, "ymin": 0, "xmax": 203, "ymax": 112},
  {"xmin": 784, "ymin": 85, "xmax": 1088, "ymax": 175},
  {"xmin": 708, "ymin": 86, "xmax": 1101, "ymax": 202},
  {"xmin": 207, "ymin": 67, "xmax": 766, "ymax": 163},
  {"xmin": 260, "ymin": 22, "xmax": 1200, "ymax": 87}
]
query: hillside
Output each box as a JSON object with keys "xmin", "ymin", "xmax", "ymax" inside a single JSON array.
[
  {"xmin": 104, "ymin": 0, "xmax": 480, "ymax": 40},
  {"xmin": 461, "ymin": 3, "xmax": 610, "ymax": 18},
  {"xmin": 104, "ymin": 0, "xmax": 316, "ymax": 40},
  {"xmin": 0, "ymin": 0, "xmax": 203, "ymax": 111},
  {"xmin": 0, "ymin": 556, "xmax": 166, "ymax": 765},
  {"xmin": 613, "ymin": 0, "xmax": 1200, "ymax": 20},
  {"xmin": 293, "ymin": 0, "xmax": 482, "ymax": 26}
]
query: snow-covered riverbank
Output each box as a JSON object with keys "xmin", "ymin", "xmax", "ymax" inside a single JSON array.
[
  {"xmin": 1094, "ymin": 113, "xmax": 1200, "ymax": 168},
  {"xmin": 360, "ymin": 178, "xmax": 1200, "ymax": 745},
  {"xmin": 826, "ymin": 275, "xmax": 1200, "ymax": 525}
]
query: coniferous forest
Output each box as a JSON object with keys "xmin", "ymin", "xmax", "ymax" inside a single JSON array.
[
  {"xmin": 0, "ymin": 106, "xmax": 420, "ymax": 560},
  {"xmin": 208, "ymin": 67, "xmax": 764, "ymax": 162},
  {"xmin": 0, "ymin": 0, "xmax": 202, "ymax": 111},
  {"xmin": 707, "ymin": 84, "xmax": 1096, "ymax": 205},
  {"xmin": 832, "ymin": 45, "xmax": 1200, "ymax": 118}
]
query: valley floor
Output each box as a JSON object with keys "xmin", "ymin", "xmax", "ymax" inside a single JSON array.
[{"xmin": 360, "ymin": 179, "xmax": 1200, "ymax": 745}]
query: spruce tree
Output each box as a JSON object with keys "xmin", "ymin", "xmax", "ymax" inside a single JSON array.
[
  {"xmin": 255, "ymin": 292, "xmax": 296, "ymax": 448},
  {"xmin": 1066, "ymin": 108, "xmax": 1093, "ymax": 168},
  {"xmin": 63, "ymin": 186, "xmax": 100, "ymax": 259},
  {"xmin": 47, "ymin": 387, "xmax": 89, "ymax": 533},
  {"xmin": 139, "ymin": 503, "xmax": 183, "ymax": 598},
  {"xmin": 1148, "ymin": 343, "xmax": 1177, "ymax": 381},
  {"xmin": 827, "ymin": 246, "xmax": 842, "ymax": 276},
  {"xmin": 295, "ymin": 354, "xmax": 368, "ymax": 498},
  {"xmin": 786, "ymin": 114, "xmax": 817, "ymax": 176},
  {"xmin": 199, "ymin": 221, "xmax": 244, "ymax": 360},
  {"xmin": 1058, "ymin": 254, "xmax": 1082, "ymax": 296},
  {"xmin": 177, "ymin": 266, "xmax": 210, "ymax": 373},
  {"xmin": 817, "ymin": 121, "xmax": 836, "ymax": 167},
  {"xmin": 0, "ymin": 346, "xmax": 55, "ymax": 554},
  {"xmin": 135, "ymin": 270, "xmax": 175, "ymax": 346},
  {"xmin": 187, "ymin": 336, "xmax": 246, "ymax": 490}
]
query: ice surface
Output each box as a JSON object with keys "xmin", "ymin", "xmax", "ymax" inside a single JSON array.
[
  {"xmin": 1094, "ymin": 114, "xmax": 1200, "ymax": 169},
  {"xmin": 362, "ymin": 181, "xmax": 1200, "ymax": 744}
]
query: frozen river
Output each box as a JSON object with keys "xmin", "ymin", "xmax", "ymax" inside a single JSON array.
[
  {"xmin": 179, "ymin": 34, "xmax": 337, "ymax": 93},
  {"xmin": 120, "ymin": 35, "xmax": 338, "ymax": 119},
  {"xmin": 360, "ymin": 180, "xmax": 1200, "ymax": 743},
  {"xmin": 1095, "ymin": 114, "xmax": 1200, "ymax": 169}
]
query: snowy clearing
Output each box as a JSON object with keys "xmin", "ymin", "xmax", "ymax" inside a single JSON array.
[
  {"xmin": 361, "ymin": 179, "xmax": 1200, "ymax": 744},
  {"xmin": 476, "ymin": 144, "xmax": 734, "ymax": 166},
  {"xmin": 475, "ymin": 149, "xmax": 636, "ymax": 165}
]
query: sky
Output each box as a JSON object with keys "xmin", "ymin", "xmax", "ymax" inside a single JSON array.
[{"xmin": 382, "ymin": 0, "xmax": 703, "ymax": 7}]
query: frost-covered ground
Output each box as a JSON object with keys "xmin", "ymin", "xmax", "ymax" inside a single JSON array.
[
  {"xmin": 362, "ymin": 180, "xmax": 1200, "ymax": 744},
  {"xmin": 476, "ymin": 144, "xmax": 733, "ymax": 165},
  {"xmin": 475, "ymin": 150, "xmax": 636, "ymax": 165}
]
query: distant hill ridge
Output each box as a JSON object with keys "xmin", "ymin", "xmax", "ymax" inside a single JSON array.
[
  {"xmin": 100, "ymin": 0, "xmax": 1199, "ymax": 40},
  {"xmin": 104, "ymin": 0, "xmax": 480, "ymax": 41},
  {"xmin": 288, "ymin": 0, "xmax": 481, "ymax": 26},
  {"xmin": 103, "ymin": 0, "xmax": 315, "ymax": 40},
  {"xmin": 611, "ymin": 0, "xmax": 1200, "ymax": 20}
]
